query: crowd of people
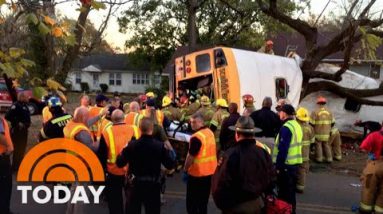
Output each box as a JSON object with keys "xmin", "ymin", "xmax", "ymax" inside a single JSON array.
[{"xmin": 0, "ymin": 89, "xmax": 382, "ymax": 214}]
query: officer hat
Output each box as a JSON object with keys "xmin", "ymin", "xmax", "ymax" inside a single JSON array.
[
  {"xmin": 280, "ymin": 104, "xmax": 296, "ymax": 115},
  {"xmin": 229, "ymin": 116, "xmax": 262, "ymax": 134},
  {"xmin": 96, "ymin": 94, "xmax": 109, "ymax": 103}
]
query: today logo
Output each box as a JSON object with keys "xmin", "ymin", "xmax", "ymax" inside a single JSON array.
[{"xmin": 16, "ymin": 138, "xmax": 105, "ymax": 204}]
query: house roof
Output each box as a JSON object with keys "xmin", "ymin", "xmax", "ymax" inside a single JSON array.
[
  {"xmin": 72, "ymin": 54, "xmax": 150, "ymax": 71},
  {"xmin": 271, "ymin": 32, "xmax": 383, "ymax": 60}
]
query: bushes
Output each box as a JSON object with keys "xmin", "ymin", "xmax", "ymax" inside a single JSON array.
[
  {"xmin": 80, "ymin": 82, "xmax": 89, "ymax": 93},
  {"xmin": 100, "ymin": 83, "xmax": 108, "ymax": 93}
]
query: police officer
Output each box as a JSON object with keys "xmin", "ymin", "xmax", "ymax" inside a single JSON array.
[
  {"xmin": 0, "ymin": 115, "xmax": 14, "ymax": 214},
  {"xmin": 210, "ymin": 99, "xmax": 230, "ymax": 148},
  {"xmin": 162, "ymin": 95, "xmax": 182, "ymax": 122},
  {"xmin": 39, "ymin": 97, "xmax": 72, "ymax": 141},
  {"xmin": 310, "ymin": 96, "xmax": 335, "ymax": 163},
  {"xmin": 212, "ymin": 116, "xmax": 273, "ymax": 213},
  {"xmin": 99, "ymin": 110, "xmax": 139, "ymax": 214},
  {"xmin": 184, "ymin": 113, "xmax": 217, "ymax": 214},
  {"xmin": 273, "ymin": 104, "xmax": 303, "ymax": 214},
  {"xmin": 5, "ymin": 92, "xmax": 31, "ymax": 172},
  {"xmin": 197, "ymin": 96, "xmax": 214, "ymax": 126},
  {"xmin": 295, "ymin": 107, "xmax": 315, "ymax": 193},
  {"xmin": 116, "ymin": 117, "xmax": 175, "ymax": 214}
]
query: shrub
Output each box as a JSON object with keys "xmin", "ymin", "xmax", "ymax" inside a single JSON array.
[
  {"xmin": 100, "ymin": 83, "xmax": 108, "ymax": 93},
  {"xmin": 80, "ymin": 82, "xmax": 89, "ymax": 93}
]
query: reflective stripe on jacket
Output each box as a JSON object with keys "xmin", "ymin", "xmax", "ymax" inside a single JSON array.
[{"xmin": 273, "ymin": 120, "xmax": 303, "ymax": 165}]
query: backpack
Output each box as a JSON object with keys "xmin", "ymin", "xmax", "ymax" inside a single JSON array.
[{"xmin": 265, "ymin": 195, "xmax": 292, "ymax": 214}]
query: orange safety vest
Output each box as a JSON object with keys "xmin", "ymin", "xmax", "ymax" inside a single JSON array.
[
  {"xmin": 188, "ymin": 128, "xmax": 217, "ymax": 177},
  {"xmin": 0, "ymin": 118, "xmax": 13, "ymax": 154},
  {"xmin": 102, "ymin": 123, "xmax": 139, "ymax": 175},
  {"xmin": 63, "ymin": 120, "xmax": 91, "ymax": 140},
  {"xmin": 140, "ymin": 109, "xmax": 164, "ymax": 126},
  {"xmin": 98, "ymin": 118, "xmax": 112, "ymax": 139},
  {"xmin": 42, "ymin": 106, "xmax": 53, "ymax": 124},
  {"xmin": 89, "ymin": 106, "xmax": 103, "ymax": 139},
  {"xmin": 124, "ymin": 112, "xmax": 143, "ymax": 127}
]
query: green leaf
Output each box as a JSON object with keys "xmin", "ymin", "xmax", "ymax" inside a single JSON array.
[
  {"xmin": 38, "ymin": 22, "xmax": 51, "ymax": 35},
  {"xmin": 26, "ymin": 13, "xmax": 39, "ymax": 25},
  {"xmin": 20, "ymin": 59, "xmax": 35, "ymax": 67},
  {"xmin": 0, "ymin": 63, "xmax": 18, "ymax": 78},
  {"xmin": 32, "ymin": 86, "xmax": 48, "ymax": 99},
  {"xmin": 91, "ymin": 1, "xmax": 106, "ymax": 10},
  {"xmin": 9, "ymin": 48, "xmax": 25, "ymax": 58},
  {"xmin": 63, "ymin": 35, "xmax": 76, "ymax": 46},
  {"xmin": 15, "ymin": 63, "xmax": 27, "ymax": 75},
  {"xmin": 76, "ymin": 6, "xmax": 89, "ymax": 13}
]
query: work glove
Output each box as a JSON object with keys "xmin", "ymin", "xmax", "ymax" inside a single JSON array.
[{"xmin": 182, "ymin": 171, "xmax": 189, "ymax": 184}]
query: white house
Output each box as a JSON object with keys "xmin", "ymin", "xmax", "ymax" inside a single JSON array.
[{"xmin": 67, "ymin": 54, "xmax": 167, "ymax": 93}]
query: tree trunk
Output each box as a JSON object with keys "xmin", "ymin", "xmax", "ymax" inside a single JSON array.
[
  {"xmin": 187, "ymin": 0, "xmax": 198, "ymax": 53},
  {"xmin": 56, "ymin": 4, "xmax": 91, "ymax": 83},
  {"xmin": 43, "ymin": 0, "xmax": 56, "ymax": 78}
]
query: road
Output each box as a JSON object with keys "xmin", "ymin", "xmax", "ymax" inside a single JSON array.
[{"xmin": 10, "ymin": 171, "xmax": 360, "ymax": 214}]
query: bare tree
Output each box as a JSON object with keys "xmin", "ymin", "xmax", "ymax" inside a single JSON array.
[{"xmin": 255, "ymin": 0, "xmax": 383, "ymax": 105}]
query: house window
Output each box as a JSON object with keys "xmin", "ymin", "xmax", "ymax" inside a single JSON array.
[
  {"xmin": 93, "ymin": 74, "xmax": 99, "ymax": 87},
  {"xmin": 75, "ymin": 72, "xmax": 81, "ymax": 84},
  {"xmin": 133, "ymin": 73, "xmax": 149, "ymax": 85},
  {"xmin": 275, "ymin": 78, "xmax": 289, "ymax": 99},
  {"xmin": 116, "ymin": 73, "xmax": 122, "ymax": 86},
  {"xmin": 109, "ymin": 73, "xmax": 115, "ymax": 85},
  {"xmin": 370, "ymin": 63, "xmax": 381, "ymax": 79}
]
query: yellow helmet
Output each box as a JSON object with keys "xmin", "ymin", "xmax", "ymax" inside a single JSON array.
[
  {"xmin": 162, "ymin": 96, "xmax": 172, "ymax": 107},
  {"xmin": 216, "ymin": 98, "xmax": 228, "ymax": 108},
  {"xmin": 200, "ymin": 96, "xmax": 211, "ymax": 106},
  {"xmin": 146, "ymin": 92, "xmax": 155, "ymax": 98},
  {"xmin": 296, "ymin": 107, "xmax": 310, "ymax": 122}
]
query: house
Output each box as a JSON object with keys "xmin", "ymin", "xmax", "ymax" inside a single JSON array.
[
  {"xmin": 67, "ymin": 54, "xmax": 167, "ymax": 93},
  {"xmin": 271, "ymin": 32, "xmax": 383, "ymax": 80}
]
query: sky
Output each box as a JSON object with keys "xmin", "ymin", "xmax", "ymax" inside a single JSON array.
[{"xmin": 55, "ymin": 0, "xmax": 383, "ymax": 52}]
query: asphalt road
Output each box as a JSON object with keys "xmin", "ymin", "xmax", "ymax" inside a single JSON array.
[{"xmin": 10, "ymin": 171, "xmax": 360, "ymax": 214}]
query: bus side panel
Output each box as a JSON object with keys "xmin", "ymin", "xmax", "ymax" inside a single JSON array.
[
  {"xmin": 219, "ymin": 48, "xmax": 241, "ymax": 108},
  {"xmin": 231, "ymin": 49, "xmax": 303, "ymax": 111}
]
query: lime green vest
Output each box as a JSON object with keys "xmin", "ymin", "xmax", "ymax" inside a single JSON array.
[{"xmin": 273, "ymin": 120, "xmax": 303, "ymax": 165}]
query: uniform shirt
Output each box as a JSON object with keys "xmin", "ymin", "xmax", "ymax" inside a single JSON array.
[
  {"xmin": 275, "ymin": 118, "xmax": 293, "ymax": 169},
  {"xmin": 360, "ymin": 129, "xmax": 383, "ymax": 159},
  {"xmin": 212, "ymin": 138, "xmax": 274, "ymax": 210},
  {"xmin": 5, "ymin": 101, "xmax": 31, "ymax": 128},
  {"xmin": 250, "ymin": 107, "xmax": 281, "ymax": 138},
  {"xmin": 116, "ymin": 135, "xmax": 175, "ymax": 179},
  {"xmin": 219, "ymin": 112, "xmax": 240, "ymax": 150},
  {"xmin": 188, "ymin": 127, "xmax": 207, "ymax": 156},
  {"xmin": 39, "ymin": 113, "xmax": 72, "ymax": 141}
]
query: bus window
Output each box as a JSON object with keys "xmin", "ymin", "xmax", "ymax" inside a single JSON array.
[
  {"xmin": 196, "ymin": 54, "xmax": 211, "ymax": 73},
  {"xmin": 276, "ymin": 78, "xmax": 289, "ymax": 99}
]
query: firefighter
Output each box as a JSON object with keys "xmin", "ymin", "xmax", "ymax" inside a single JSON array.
[
  {"xmin": 141, "ymin": 99, "xmax": 170, "ymax": 128},
  {"xmin": 210, "ymin": 98, "xmax": 230, "ymax": 147},
  {"xmin": 89, "ymin": 94, "xmax": 109, "ymax": 142},
  {"xmin": 179, "ymin": 95, "xmax": 189, "ymax": 121},
  {"xmin": 295, "ymin": 107, "xmax": 315, "ymax": 193},
  {"xmin": 162, "ymin": 95, "xmax": 182, "ymax": 122},
  {"xmin": 0, "ymin": 115, "xmax": 14, "ymax": 214},
  {"xmin": 124, "ymin": 101, "xmax": 143, "ymax": 128},
  {"xmin": 116, "ymin": 117, "xmax": 175, "ymax": 214},
  {"xmin": 146, "ymin": 91, "xmax": 155, "ymax": 99},
  {"xmin": 197, "ymin": 95, "xmax": 215, "ymax": 126},
  {"xmin": 39, "ymin": 96, "xmax": 72, "ymax": 141},
  {"xmin": 258, "ymin": 40, "xmax": 275, "ymax": 55},
  {"xmin": 273, "ymin": 104, "xmax": 303, "ymax": 214},
  {"xmin": 310, "ymin": 96, "xmax": 335, "ymax": 163},
  {"xmin": 182, "ymin": 93, "xmax": 200, "ymax": 122},
  {"xmin": 98, "ymin": 109, "xmax": 139, "ymax": 214},
  {"xmin": 359, "ymin": 126, "xmax": 383, "ymax": 214},
  {"xmin": 329, "ymin": 126, "xmax": 342, "ymax": 161},
  {"xmin": 184, "ymin": 113, "xmax": 217, "ymax": 214},
  {"xmin": 242, "ymin": 94, "xmax": 256, "ymax": 116},
  {"xmin": 5, "ymin": 92, "xmax": 31, "ymax": 172}
]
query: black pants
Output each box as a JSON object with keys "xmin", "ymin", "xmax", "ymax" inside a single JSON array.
[
  {"xmin": 0, "ymin": 155, "xmax": 12, "ymax": 214},
  {"xmin": 127, "ymin": 181, "xmax": 161, "ymax": 214},
  {"xmin": 277, "ymin": 166, "xmax": 298, "ymax": 214},
  {"xmin": 11, "ymin": 127, "xmax": 28, "ymax": 172},
  {"xmin": 186, "ymin": 175, "xmax": 212, "ymax": 214},
  {"xmin": 106, "ymin": 174, "xmax": 125, "ymax": 214}
]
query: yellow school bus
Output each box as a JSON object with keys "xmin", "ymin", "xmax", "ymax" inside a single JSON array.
[{"xmin": 172, "ymin": 46, "xmax": 303, "ymax": 113}]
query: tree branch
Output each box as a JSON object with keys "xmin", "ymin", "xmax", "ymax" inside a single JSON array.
[{"xmin": 304, "ymin": 81, "xmax": 383, "ymax": 106}]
